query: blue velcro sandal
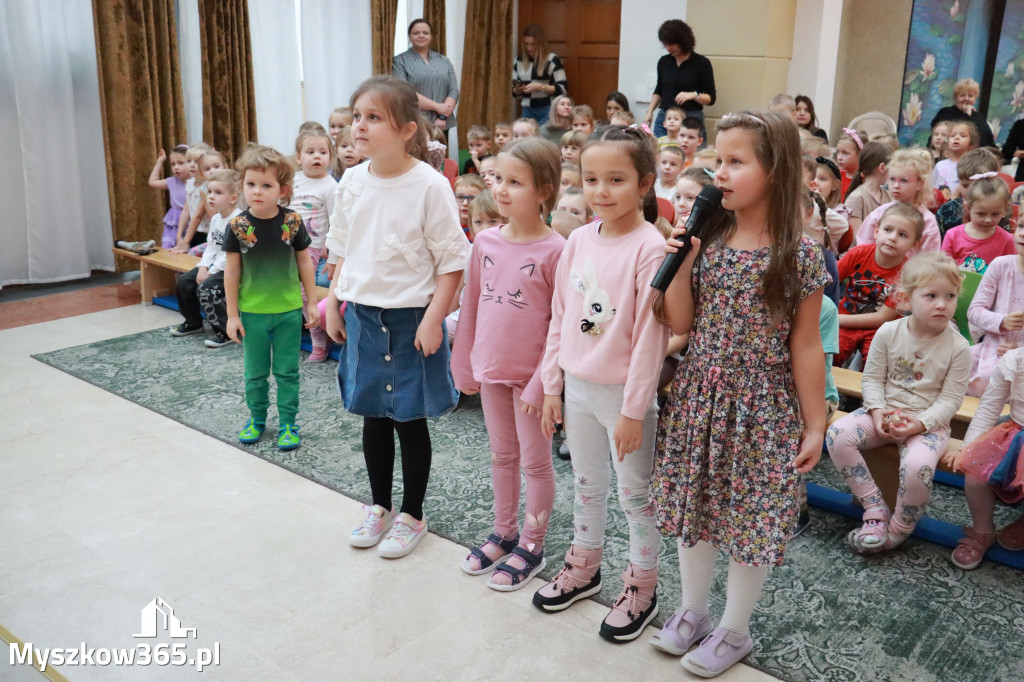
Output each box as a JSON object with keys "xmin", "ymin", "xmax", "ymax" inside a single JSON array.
[
  {"xmin": 278, "ymin": 424, "xmax": 301, "ymax": 450},
  {"xmin": 461, "ymin": 533, "xmax": 519, "ymax": 576},
  {"xmin": 487, "ymin": 545, "xmax": 547, "ymax": 592},
  {"xmin": 238, "ymin": 418, "xmax": 266, "ymax": 444}
]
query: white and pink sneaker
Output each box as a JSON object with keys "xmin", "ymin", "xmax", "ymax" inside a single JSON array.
[
  {"xmin": 349, "ymin": 504, "xmax": 395, "ymax": 548},
  {"xmin": 378, "ymin": 513, "xmax": 428, "ymax": 559}
]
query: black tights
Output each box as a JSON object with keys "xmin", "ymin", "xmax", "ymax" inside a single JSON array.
[{"xmin": 362, "ymin": 417, "xmax": 432, "ymax": 521}]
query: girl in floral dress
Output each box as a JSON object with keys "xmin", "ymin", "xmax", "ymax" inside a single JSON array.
[{"xmin": 649, "ymin": 110, "xmax": 829, "ymax": 678}]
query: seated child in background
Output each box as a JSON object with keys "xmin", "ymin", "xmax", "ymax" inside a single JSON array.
[
  {"xmin": 768, "ymin": 92, "xmax": 796, "ymax": 119},
  {"xmin": 672, "ymin": 166, "xmax": 714, "ymax": 227},
  {"xmin": 446, "ymin": 191, "xmax": 504, "ymax": 344},
  {"xmin": 692, "ymin": 146, "xmax": 717, "ymax": 171},
  {"xmin": 809, "ymin": 156, "xmax": 851, "ymax": 250},
  {"xmin": 173, "ymin": 144, "xmax": 213, "ymax": 253},
  {"xmin": 560, "ymin": 130, "xmax": 586, "ymax": 165},
  {"xmin": 676, "ymin": 117, "xmax": 703, "ymax": 168},
  {"xmin": 929, "ymin": 120, "xmax": 950, "ymax": 164},
  {"xmin": 947, "ymin": 347, "xmax": 1024, "ymax": 569},
  {"xmin": 655, "ymin": 146, "xmax": 685, "ymax": 201},
  {"xmin": 834, "ymin": 128, "xmax": 866, "ymax": 199},
  {"xmin": 556, "ymin": 186, "xmax": 592, "ymax": 223},
  {"xmin": 479, "ymin": 155, "xmax": 497, "ymax": 189},
  {"xmin": 170, "ymin": 168, "xmax": 242, "ymax": 345},
  {"xmin": 426, "ymin": 124, "xmax": 449, "ymax": 172},
  {"xmin": 936, "ymin": 148, "xmax": 1003, "ymax": 236},
  {"xmin": 328, "ymin": 106, "xmax": 353, "ymax": 138},
  {"xmin": 148, "ymin": 146, "xmax": 190, "ymax": 249},
  {"xmin": 941, "ymin": 175, "xmax": 1015, "ymax": 274},
  {"xmin": 844, "ymin": 142, "xmax": 892, "ymax": 239},
  {"xmin": 493, "ymin": 122, "xmax": 513, "ymax": 151},
  {"xmin": 332, "ymin": 126, "xmax": 361, "ymax": 180},
  {"xmin": 560, "ymin": 163, "xmax": 581, "ymax": 189},
  {"xmin": 550, "ymin": 209, "xmax": 584, "ymax": 240},
  {"xmin": 610, "ymin": 111, "xmax": 635, "ymax": 127},
  {"xmin": 657, "ymin": 105, "xmax": 685, "ymax": 149},
  {"xmin": 855, "ymin": 148, "xmax": 941, "ymax": 255},
  {"xmin": 187, "ymin": 150, "xmax": 228, "ymax": 256},
  {"xmin": 803, "ymin": 191, "xmax": 840, "ymax": 305},
  {"xmin": 454, "ymin": 174, "xmax": 487, "ymax": 239},
  {"xmin": 572, "ymin": 105, "xmax": 595, "ymax": 136},
  {"xmin": 934, "ymin": 120, "xmax": 978, "ymax": 197},
  {"xmin": 801, "ymin": 136, "xmax": 830, "ymax": 161},
  {"xmin": 835, "ymin": 203, "xmax": 924, "ymax": 365},
  {"xmin": 965, "ymin": 222, "xmax": 1024, "ymax": 396},
  {"xmin": 513, "ymin": 118, "xmax": 539, "ymax": 140},
  {"xmin": 871, "ymin": 133, "xmax": 900, "ymax": 153},
  {"xmin": 828, "ymin": 251, "xmax": 970, "ymax": 554},
  {"xmin": 464, "ymin": 124, "xmax": 492, "ymax": 175}
]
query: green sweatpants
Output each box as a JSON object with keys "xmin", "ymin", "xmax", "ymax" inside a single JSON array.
[{"xmin": 240, "ymin": 309, "xmax": 302, "ymax": 424}]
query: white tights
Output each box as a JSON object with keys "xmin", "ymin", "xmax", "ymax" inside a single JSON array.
[{"xmin": 677, "ymin": 539, "xmax": 769, "ymax": 635}]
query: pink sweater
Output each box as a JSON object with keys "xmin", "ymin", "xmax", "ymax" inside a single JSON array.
[
  {"xmin": 450, "ymin": 227, "xmax": 566, "ymax": 408},
  {"xmin": 855, "ymin": 201, "xmax": 940, "ymax": 256},
  {"xmin": 540, "ymin": 221, "xmax": 669, "ymax": 420}
]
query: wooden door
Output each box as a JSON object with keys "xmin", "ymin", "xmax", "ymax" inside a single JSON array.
[{"xmin": 518, "ymin": 0, "xmax": 621, "ymax": 120}]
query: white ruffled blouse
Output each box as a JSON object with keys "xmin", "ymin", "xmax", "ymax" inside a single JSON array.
[{"xmin": 325, "ymin": 161, "xmax": 469, "ymax": 308}]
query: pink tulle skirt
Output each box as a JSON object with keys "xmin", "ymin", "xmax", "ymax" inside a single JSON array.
[{"xmin": 959, "ymin": 420, "xmax": 1024, "ymax": 504}]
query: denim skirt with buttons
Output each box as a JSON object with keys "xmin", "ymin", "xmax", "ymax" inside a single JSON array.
[{"xmin": 337, "ymin": 302, "xmax": 458, "ymax": 421}]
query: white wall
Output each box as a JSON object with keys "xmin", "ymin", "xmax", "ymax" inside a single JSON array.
[
  {"xmin": 618, "ymin": 0, "xmax": 687, "ymax": 108},
  {"xmin": 787, "ymin": 0, "xmax": 843, "ymax": 138}
]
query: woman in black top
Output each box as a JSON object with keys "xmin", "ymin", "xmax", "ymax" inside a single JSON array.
[
  {"xmin": 1002, "ymin": 118, "xmax": 1024, "ymax": 182},
  {"xmin": 928, "ymin": 78, "xmax": 995, "ymax": 149},
  {"xmin": 795, "ymin": 95, "xmax": 827, "ymax": 142},
  {"xmin": 642, "ymin": 20, "xmax": 715, "ymax": 138},
  {"xmin": 512, "ymin": 24, "xmax": 568, "ymax": 125}
]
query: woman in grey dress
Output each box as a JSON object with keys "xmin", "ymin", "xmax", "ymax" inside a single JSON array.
[{"xmin": 392, "ymin": 18, "xmax": 459, "ymax": 131}]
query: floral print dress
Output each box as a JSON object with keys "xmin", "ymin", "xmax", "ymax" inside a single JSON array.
[{"xmin": 651, "ymin": 236, "xmax": 828, "ymax": 567}]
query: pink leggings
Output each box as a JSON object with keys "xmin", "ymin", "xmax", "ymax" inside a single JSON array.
[
  {"xmin": 827, "ymin": 408, "xmax": 949, "ymax": 543},
  {"xmin": 479, "ymin": 382, "xmax": 555, "ymax": 548}
]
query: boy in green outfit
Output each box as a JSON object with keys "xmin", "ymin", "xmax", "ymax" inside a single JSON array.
[{"xmin": 224, "ymin": 144, "xmax": 320, "ymax": 450}]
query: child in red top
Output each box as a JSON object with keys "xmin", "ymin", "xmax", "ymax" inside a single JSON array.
[{"xmin": 836, "ymin": 203, "xmax": 923, "ymax": 365}]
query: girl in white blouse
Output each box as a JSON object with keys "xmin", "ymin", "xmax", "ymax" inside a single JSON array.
[{"xmin": 324, "ymin": 76, "xmax": 469, "ymax": 560}]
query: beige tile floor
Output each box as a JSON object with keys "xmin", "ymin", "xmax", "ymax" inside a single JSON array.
[{"xmin": 0, "ymin": 306, "xmax": 778, "ymax": 681}]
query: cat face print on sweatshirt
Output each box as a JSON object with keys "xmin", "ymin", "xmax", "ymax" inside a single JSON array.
[
  {"xmin": 481, "ymin": 256, "xmax": 537, "ymax": 310},
  {"xmin": 572, "ymin": 259, "xmax": 616, "ymax": 336}
]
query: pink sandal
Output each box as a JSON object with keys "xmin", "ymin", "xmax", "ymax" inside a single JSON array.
[
  {"xmin": 847, "ymin": 509, "xmax": 890, "ymax": 555},
  {"xmin": 950, "ymin": 527, "xmax": 995, "ymax": 570}
]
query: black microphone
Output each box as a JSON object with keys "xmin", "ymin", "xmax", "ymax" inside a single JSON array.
[{"xmin": 650, "ymin": 184, "xmax": 723, "ymax": 292}]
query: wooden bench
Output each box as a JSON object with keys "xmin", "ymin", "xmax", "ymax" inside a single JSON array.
[
  {"xmin": 112, "ymin": 247, "xmax": 330, "ymax": 305},
  {"xmin": 113, "ymin": 248, "xmax": 199, "ymax": 304}
]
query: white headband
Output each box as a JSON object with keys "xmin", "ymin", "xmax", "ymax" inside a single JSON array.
[{"xmin": 969, "ymin": 171, "xmax": 998, "ymax": 180}]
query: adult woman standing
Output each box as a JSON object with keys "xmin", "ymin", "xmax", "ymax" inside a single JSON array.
[
  {"xmin": 392, "ymin": 19, "xmax": 459, "ymax": 130},
  {"xmin": 643, "ymin": 20, "xmax": 715, "ymax": 138},
  {"xmin": 513, "ymin": 24, "xmax": 567, "ymax": 125},
  {"xmin": 928, "ymin": 78, "xmax": 995, "ymax": 149},
  {"xmin": 795, "ymin": 95, "xmax": 828, "ymax": 142}
]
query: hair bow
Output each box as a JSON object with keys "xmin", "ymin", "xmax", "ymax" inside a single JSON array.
[
  {"xmin": 702, "ymin": 167, "xmax": 715, "ymax": 179},
  {"xmin": 969, "ymin": 171, "xmax": 998, "ymax": 180},
  {"xmin": 842, "ymin": 128, "xmax": 864, "ymax": 150},
  {"xmin": 630, "ymin": 122, "xmax": 653, "ymax": 135}
]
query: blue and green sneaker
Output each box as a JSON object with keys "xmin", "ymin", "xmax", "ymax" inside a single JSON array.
[
  {"xmin": 278, "ymin": 424, "xmax": 301, "ymax": 450},
  {"xmin": 238, "ymin": 418, "xmax": 266, "ymax": 444}
]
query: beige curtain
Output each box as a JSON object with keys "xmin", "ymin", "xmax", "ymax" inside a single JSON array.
[
  {"xmin": 457, "ymin": 0, "xmax": 513, "ymax": 146},
  {"xmin": 199, "ymin": 0, "xmax": 257, "ymax": 163},
  {"xmin": 371, "ymin": 0, "xmax": 399, "ymax": 74},
  {"xmin": 93, "ymin": 0, "xmax": 187, "ymax": 270},
  {"xmin": 423, "ymin": 0, "xmax": 446, "ymax": 54}
]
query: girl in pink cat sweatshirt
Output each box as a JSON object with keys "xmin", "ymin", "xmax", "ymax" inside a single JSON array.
[{"xmin": 451, "ymin": 137, "xmax": 566, "ymax": 591}]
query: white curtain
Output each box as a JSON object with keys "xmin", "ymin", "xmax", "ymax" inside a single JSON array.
[
  {"xmin": 0, "ymin": 0, "xmax": 113, "ymax": 288},
  {"xmin": 248, "ymin": 1, "xmax": 304, "ymax": 154},
  {"xmin": 176, "ymin": 0, "xmax": 203, "ymax": 144},
  {"xmin": 300, "ymin": 0, "xmax": 373, "ymax": 129}
]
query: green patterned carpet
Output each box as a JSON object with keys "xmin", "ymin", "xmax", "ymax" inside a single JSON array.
[{"xmin": 34, "ymin": 329, "xmax": 1024, "ymax": 682}]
